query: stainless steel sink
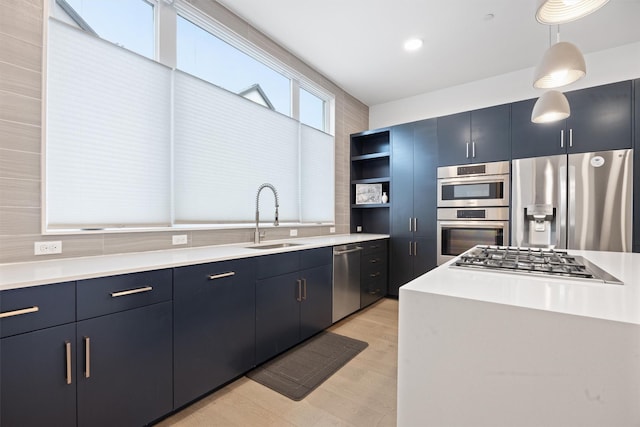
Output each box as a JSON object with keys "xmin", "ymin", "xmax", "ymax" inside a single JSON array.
[{"xmin": 245, "ymin": 242, "xmax": 304, "ymax": 250}]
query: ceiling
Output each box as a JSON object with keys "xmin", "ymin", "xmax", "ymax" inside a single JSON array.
[{"xmin": 215, "ymin": 0, "xmax": 640, "ymax": 106}]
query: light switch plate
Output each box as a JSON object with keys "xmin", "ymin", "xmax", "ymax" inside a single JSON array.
[
  {"xmin": 172, "ymin": 234, "xmax": 188, "ymax": 245},
  {"xmin": 356, "ymin": 226, "xmax": 362, "ymax": 232}
]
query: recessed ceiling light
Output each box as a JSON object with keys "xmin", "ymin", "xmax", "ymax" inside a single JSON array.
[{"xmin": 403, "ymin": 38, "xmax": 423, "ymax": 52}]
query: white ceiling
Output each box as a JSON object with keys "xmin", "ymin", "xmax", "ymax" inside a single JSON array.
[{"xmin": 215, "ymin": 0, "xmax": 640, "ymax": 106}]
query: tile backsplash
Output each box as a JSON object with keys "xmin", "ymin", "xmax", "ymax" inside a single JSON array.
[{"xmin": 0, "ymin": 0, "xmax": 368, "ymax": 264}]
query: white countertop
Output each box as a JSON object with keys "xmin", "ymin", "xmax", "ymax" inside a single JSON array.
[
  {"xmin": 0, "ymin": 234, "xmax": 388, "ymax": 291},
  {"xmin": 401, "ymin": 248, "xmax": 640, "ymax": 325}
]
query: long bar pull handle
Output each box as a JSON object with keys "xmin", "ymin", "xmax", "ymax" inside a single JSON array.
[
  {"xmin": 296, "ymin": 279, "xmax": 302, "ymax": 302},
  {"xmin": 208, "ymin": 271, "xmax": 236, "ymax": 280},
  {"xmin": 84, "ymin": 337, "xmax": 91, "ymax": 379},
  {"xmin": 472, "ymin": 141, "xmax": 476, "ymax": 158},
  {"xmin": 409, "ymin": 241, "xmax": 413, "ymax": 256},
  {"xmin": 409, "ymin": 217, "xmax": 412, "ymax": 232},
  {"xmin": 111, "ymin": 286, "xmax": 153, "ymax": 298},
  {"xmin": 569, "ymin": 128, "xmax": 573, "ymax": 147},
  {"xmin": 334, "ymin": 247, "xmax": 363, "ymax": 255},
  {"xmin": 413, "ymin": 241, "xmax": 418, "ymax": 256},
  {"xmin": 0, "ymin": 306, "xmax": 39, "ymax": 319},
  {"xmin": 466, "ymin": 142, "xmax": 469, "ymax": 158},
  {"xmin": 65, "ymin": 341, "xmax": 72, "ymax": 385},
  {"xmin": 302, "ymin": 279, "xmax": 307, "ymax": 301},
  {"xmin": 413, "ymin": 217, "xmax": 417, "ymax": 232},
  {"xmin": 560, "ymin": 129, "xmax": 564, "ymax": 148}
]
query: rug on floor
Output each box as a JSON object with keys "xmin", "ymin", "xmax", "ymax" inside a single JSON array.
[{"xmin": 246, "ymin": 331, "xmax": 368, "ymax": 401}]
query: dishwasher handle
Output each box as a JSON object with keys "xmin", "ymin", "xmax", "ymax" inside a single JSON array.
[{"xmin": 333, "ymin": 246, "xmax": 363, "ymax": 256}]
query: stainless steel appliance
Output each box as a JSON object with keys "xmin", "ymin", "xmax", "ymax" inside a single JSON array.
[
  {"xmin": 512, "ymin": 149, "xmax": 633, "ymax": 252},
  {"xmin": 332, "ymin": 244, "xmax": 362, "ymax": 323},
  {"xmin": 452, "ymin": 245, "xmax": 623, "ymax": 285},
  {"xmin": 437, "ymin": 161, "xmax": 510, "ymax": 207},
  {"xmin": 437, "ymin": 160, "xmax": 510, "ymax": 265}
]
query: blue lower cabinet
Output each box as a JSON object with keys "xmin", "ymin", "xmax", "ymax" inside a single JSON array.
[
  {"xmin": 1, "ymin": 323, "xmax": 77, "ymax": 427},
  {"xmin": 76, "ymin": 302, "xmax": 173, "ymax": 427},
  {"xmin": 173, "ymin": 258, "xmax": 257, "ymax": 408}
]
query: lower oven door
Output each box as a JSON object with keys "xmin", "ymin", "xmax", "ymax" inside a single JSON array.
[{"xmin": 437, "ymin": 220, "xmax": 509, "ymax": 265}]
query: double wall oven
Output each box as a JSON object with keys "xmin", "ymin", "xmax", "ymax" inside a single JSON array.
[{"xmin": 437, "ymin": 161, "xmax": 510, "ymax": 265}]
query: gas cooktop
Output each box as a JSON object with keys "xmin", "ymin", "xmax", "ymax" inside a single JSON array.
[{"xmin": 452, "ymin": 245, "xmax": 623, "ymax": 285}]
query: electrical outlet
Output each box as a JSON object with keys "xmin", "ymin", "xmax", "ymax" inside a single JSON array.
[
  {"xmin": 34, "ymin": 241, "xmax": 62, "ymax": 255},
  {"xmin": 289, "ymin": 229, "xmax": 298, "ymax": 237},
  {"xmin": 329, "ymin": 227, "xmax": 336, "ymax": 233},
  {"xmin": 356, "ymin": 226, "xmax": 362, "ymax": 232},
  {"xmin": 172, "ymin": 234, "xmax": 188, "ymax": 245}
]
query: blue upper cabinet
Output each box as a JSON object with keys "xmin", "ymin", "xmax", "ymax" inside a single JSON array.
[
  {"xmin": 438, "ymin": 104, "xmax": 510, "ymax": 166},
  {"xmin": 512, "ymin": 81, "xmax": 632, "ymax": 159}
]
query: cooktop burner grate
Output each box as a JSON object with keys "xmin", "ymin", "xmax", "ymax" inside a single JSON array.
[{"xmin": 451, "ymin": 245, "xmax": 622, "ymax": 284}]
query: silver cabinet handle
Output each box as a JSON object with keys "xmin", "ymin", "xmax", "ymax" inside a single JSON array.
[
  {"xmin": 84, "ymin": 337, "xmax": 91, "ymax": 379},
  {"xmin": 296, "ymin": 279, "xmax": 302, "ymax": 302},
  {"xmin": 569, "ymin": 128, "xmax": 573, "ymax": 147},
  {"xmin": 370, "ymin": 258, "xmax": 379, "ymax": 264},
  {"xmin": 408, "ymin": 217, "xmax": 412, "ymax": 232},
  {"xmin": 472, "ymin": 141, "xmax": 476, "ymax": 158},
  {"xmin": 369, "ymin": 272, "xmax": 381, "ymax": 278},
  {"xmin": 110, "ymin": 286, "xmax": 153, "ymax": 298},
  {"xmin": 413, "ymin": 217, "xmax": 418, "ymax": 232},
  {"xmin": 560, "ymin": 129, "xmax": 564, "ymax": 148},
  {"xmin": 302, "ymin": 278, "xmax": 307, "ymax": 300},
  {"xmin": 208, "ymin": 271, "xmax": 235, "ymax": 280},
  {"xmin": 408, "ymin": 241, "xmax": 413, "ymax": 256},
  {"xmin": 0, "ymin": 306, "xmax": 39, "ymax": 319},
  {"xmin": 413, "ymin": 241, "xmax": 418, "ymax": 256},
  {"xmin": 466, "ymin": 142, "xmax": 469, "ymax": 158},
  {"xmin": 65, "ymin": 341, "xmax": 72, "ymax": 385}
]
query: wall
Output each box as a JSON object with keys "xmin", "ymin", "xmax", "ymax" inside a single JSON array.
[
  {"xmin": 0, "ymin": 0, "xmax": 369, "ymax": 264},
  {"xmin": 370, "ymin": 41, "xmax": 640, "ymax": 129}
]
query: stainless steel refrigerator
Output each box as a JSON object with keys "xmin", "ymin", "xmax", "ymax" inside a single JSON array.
[{"xmin": 511, "ymin": 149, "xmax": 633, "ymax": 252}]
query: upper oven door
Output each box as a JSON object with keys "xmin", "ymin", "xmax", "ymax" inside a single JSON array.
[{"xmin": 438, "ymin": 174, "xmax": 510, "ymax": 207}]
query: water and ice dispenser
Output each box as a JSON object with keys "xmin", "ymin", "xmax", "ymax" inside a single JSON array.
[{"xmin": 524, "ymin": 204, "xmax": 556, "ymax": 247}]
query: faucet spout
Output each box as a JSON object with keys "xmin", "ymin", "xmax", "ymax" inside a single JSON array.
[{"xmin": 255, "ymin": 183, "xmax": 280, "ymax": 244}]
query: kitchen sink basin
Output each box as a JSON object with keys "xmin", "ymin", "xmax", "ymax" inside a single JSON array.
[{"xmin": 245, "ymin": 242, "xmax": 304, "ymax": 250}]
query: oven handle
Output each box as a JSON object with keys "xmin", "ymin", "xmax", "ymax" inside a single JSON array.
[
  {"xmin": 438, "ymin": 221, "xmax": 507, "ymax": 228},
  {"xmin": 438, "ymin": 177, "xmax": 507, "ymax": 186}
]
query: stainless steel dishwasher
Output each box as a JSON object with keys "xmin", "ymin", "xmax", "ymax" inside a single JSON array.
[{"xmin": 332, "ymin": 244, "xmax": 363, "ymax": 323}]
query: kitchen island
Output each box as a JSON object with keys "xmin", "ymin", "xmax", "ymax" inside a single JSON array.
[{"xmin": 397, "ymin": 249, "xmax": 640, "ymax": 427}]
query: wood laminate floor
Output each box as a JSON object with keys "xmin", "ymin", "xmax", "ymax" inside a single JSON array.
[{"xmin": 157, "ymin": 298, "xmax": 399, "ymax": 427}]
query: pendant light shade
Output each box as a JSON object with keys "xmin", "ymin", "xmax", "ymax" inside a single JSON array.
[
  {"xmin": 536, "ymin": 0, "xmax": 610, "ymax": 24},
  {"xmin": 531, "ymin": 90, "xmax": 570, "ymax": 123},
  {"xmin": 533, "ymin": 41, "xmax": 586, "ymax": 89}
]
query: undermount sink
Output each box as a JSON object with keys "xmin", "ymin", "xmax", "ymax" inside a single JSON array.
[{"xmin": 246, "ymin": 242, "xmax": 304, "ymax": 250}]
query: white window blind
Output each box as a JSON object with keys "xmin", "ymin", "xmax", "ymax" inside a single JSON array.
[
  {"xmin": 173, "ymin": 71, "xmax": 300, "ymax": 223},
  {"xmin": 46, "ymin": 19, "xmax": 172, "ymax": 228},
  {"xmin": 300, "ymin": 125, "xmax": 334, "ymax": 223}
]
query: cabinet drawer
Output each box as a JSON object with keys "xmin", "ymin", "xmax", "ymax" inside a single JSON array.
[
  {"xmin": 0, "ymin": 281, "xmax": 75, "ymax": 337},
  {"xmin": 257, "ymin": 251, "xmax": 299, "ymax": 279},
  {"xmin": 300, "ymin": 247, "xmax": 332, "ymax": 269},
  {"xmin": 361, "ymin": 239, "xmax": 387, "ymax": 255},
  {"xmin": 77, "ymin": 269, "xmax": 172, "ymax": 320},
  {"xmin": 362, "ymin": 260, "xmax": 387, "ymax": 282}
]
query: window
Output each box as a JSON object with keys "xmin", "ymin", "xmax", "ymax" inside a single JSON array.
[
  {"xmin": 45, "ymin": 1, "xmax": 335, "ymax": 231},
  {"xmin": 176, "ymin": 15, "xmax": 291, "ymax": 115},
  {"xmin": 56, "ymin": 0, "xmax": 155, "ymax": 59},
  {"xmin": 300, "ymin": 87, "xmax": 326, "ymax": 131}
]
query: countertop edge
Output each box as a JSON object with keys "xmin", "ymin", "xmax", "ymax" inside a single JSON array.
[{"xmin": 0, "ymin": 234, "xmax": 389, "ymax": 291}]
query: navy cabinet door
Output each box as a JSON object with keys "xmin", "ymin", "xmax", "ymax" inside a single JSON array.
[
  {"xmin": 511, "ymin": 98, "xmax": 566, "ymax": 159},
  {"xmin": 437, "ymin": 111, "xmax": 471, "ymax": 166},
  {"xmin": 76, "ymin": 302, "xmax": 172, "ymax": 427},
  {"xmin": 1, "ymin": 324, "xmax": 77, "ymax": 427},
  {"xmin": 299, "ymin": 264, "xmax": 332, "ymax": 341},
  {"xmin": 413, "ymin": 119, "xmax": 438, "ymax": 267},
  {"xmin": 566, "ymin": 81, "xmax": 632, "ymax": 154},
  {"xmin": 173, "ymin": 258, "xmax": 256, "ymax": 408},
  {"xmin": 470, "ymin": 104, "xmax": 511, "ymax": 164},
  {"xmin": 255, "ymin": 272, "xmax": 301, "ymax": 364}
]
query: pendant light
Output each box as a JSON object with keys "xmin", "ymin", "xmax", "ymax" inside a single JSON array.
[
  {"xmin": 531, "ymin": 90, "xmax": 570, "ymax": 123},
  {"xmin": 536, "ymin": 0, "xmax": 610, "ymax": 24},
  {"xmin": 533, "ymin": 26, "xmax": 586, "ymax": 89}
]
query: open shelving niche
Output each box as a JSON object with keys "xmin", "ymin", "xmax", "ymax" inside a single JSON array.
[{"xmin": 350, "ymin": 129, "xmax": 391, "ymax": 234}]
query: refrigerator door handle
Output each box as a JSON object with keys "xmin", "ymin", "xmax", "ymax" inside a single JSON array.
[{"xmin": 565, "ymin": 161, "xmax": 573, "ymax": 250}]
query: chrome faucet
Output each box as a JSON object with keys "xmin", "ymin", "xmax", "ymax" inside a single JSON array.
[{"xmin": 254, "ymin": 183, "xmax": 279, "ymax": 244}]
